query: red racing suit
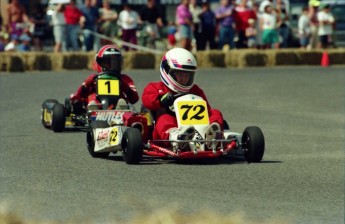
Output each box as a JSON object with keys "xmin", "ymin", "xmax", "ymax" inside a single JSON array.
[
  {"xmin": 142, "ymin": 81, "xmax": 224, "ymax": 142},
  {"xmin": 70, "ymin": 73, "xmax": 139, "ymax": 108}
]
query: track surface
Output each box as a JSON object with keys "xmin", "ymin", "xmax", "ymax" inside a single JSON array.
[{"xmin": 0, "ymin": 67, "xmax": 344, "ymax": 223}]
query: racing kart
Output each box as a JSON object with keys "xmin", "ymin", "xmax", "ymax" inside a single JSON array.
[
  {"xmin": 41, "ymin": 97, "xmax": 89, "ymax": 132},
  {"xmin": 88, "ymin": 91, "xmax": 265, "ymax": 164},
  {"xmin": 142, "ymin": 94, "xmax": 265, "ymax": 163}
]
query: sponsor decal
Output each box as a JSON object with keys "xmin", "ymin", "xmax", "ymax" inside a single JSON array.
[
  {"xmin": 95, "ymin": 111, "xmax": 124, "ymax": 123},
  {"xmin": 109, "ymin": 127, "xmax": 120, "ymax": 146},
  {"xmin": 97, "ymin": 129, "xmax": 110, "ymax": 141}
]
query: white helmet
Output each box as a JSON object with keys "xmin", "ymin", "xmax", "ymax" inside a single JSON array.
[{"xmin": 160, "ymin": 48, "xmax": 197, "ymax": 93}]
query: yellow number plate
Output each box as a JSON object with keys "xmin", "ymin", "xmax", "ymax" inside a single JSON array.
[
  {"xmin": 97, "ymin": 79, "xmax": 120, "ymax": 96},
  {"xmin": 177, "ymin": 101, "xmax": 209, "ymax": 125},
  {"xmin": 109, "ymin": 127, "xmax": 119, "ymax": 146}
]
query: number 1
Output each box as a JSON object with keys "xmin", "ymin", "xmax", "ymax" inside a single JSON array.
[{"xmin": 105, "ymin": 81, "xmax": 111, "ymax": 93}]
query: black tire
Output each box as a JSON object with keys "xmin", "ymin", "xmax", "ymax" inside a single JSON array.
[
  {"xmin": 121, "ymin": 128, "xmax": 143, "ymax": 164},
  {"xmin": 242, "ymin": 126, "xmax": 265, "ymax": 163},
  {"xmin": 86, "ymin": 121, "xmax": 110, "ymax": 158},
  {"xmin": 51, "ymin": 103, "xmax": 66, "ymax": 132},
  {"xmin": 64, "ymin": 98, "xmax": 72, "ymax": 116},
  {"xmin": 223, "ymin": 119, "xmax": 230, "ymax": 130},
  {"xmin": 41, "ymin": 99, "xmax": 58, "ymax": 128}
]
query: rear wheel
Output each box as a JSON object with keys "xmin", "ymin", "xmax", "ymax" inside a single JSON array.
[
  {"xmin": 41, "ymin": 99, "xmax": 58, "ymax": 128},
  {"xmin": 51, "ymin": 103, "xmax": 65, "ymax": 132},
  {"xmin": 87, "ymin": 121, "xmax": 110, "ymax": 158},
  {"xmin": 242, "ymin": 126, "xmax": 265, "ymax": 163},
  {"xmin": 122, "ymin": 128, "xmax": 143, "ymax": 164}
]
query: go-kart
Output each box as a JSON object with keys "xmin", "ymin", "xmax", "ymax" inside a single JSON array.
[
  {"xmin": 142, "ymin": 94, "xmax": 265, "ymax": 163},
  {"xmin": 88, "ymin": 91, "xmax": 265, "ymax": 164},
  {"xmin": 41, "ymin": 97, "xmax": 89, "ymax": 132}
]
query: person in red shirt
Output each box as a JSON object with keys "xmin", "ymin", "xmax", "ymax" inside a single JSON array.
[
  {"xmin": 64, "ymin": 0, "xmax": 83, "ymax": 51},
  {"xmin": 234, "ymin": 0, "xmax": 257, "ymax": 48},
  {"xmin": 70, "ymin": 45, "xmax": 139, "ymax": 114},
  {"xmin": 142, "ymin": 48, "xmax": 224, "ymax": 150}
]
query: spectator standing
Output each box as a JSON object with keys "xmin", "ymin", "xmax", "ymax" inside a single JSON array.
[
  {"xmin": 252, "ymin": 1, "xmax": 263, "ymax": 48},
  {"xmin": 176, "ymin": 0, "xmax": 193, "ymax": 51},
  {"xmin": 298, "ymin": 6, "xmax": 311, "ymax": 49},
  {"xmin": 198, "ymin": 0, "xmax": 217, "ymax": 50},
  {"xmin": 215, "ymin": 0, "xmax": 236, "ymax": 50},
  {"xmin": 189, "ymin": 0, "xmax": 202, "ymax": 50},
  {"xmin": 29, "ymin": 4, "xmax": 48, "ymax": 51},
  {"xmin": 308, "ymin": 0, "xmax": 320, "ymax": 49},
  {"xmin": 245, "ymin": 18, "xmax": 257, "ymax": 48},
  {"xmin": 317, "ymin": 4, "xmax": 334, "ymax": 49},
  {"xmin": 117, "ymin": 3, "xmax": 140, "ymax": 51},
  {"xmin": 276, "ymin": 0, "xmax": 290, "ymax": 48},
  {"xmin": 64, "ymin": 0, "xmax": 83, "ymax": 51},
  {"xmin": 80, "ymin": 0, "xmax": 100, "ymax": 51},
  {"xmin": 234, "ymin": 0, "xmax": 256, "ymax": 48},
  {"xmin": 99, "ymin": 0, "xmax": 118, "ymax": 45},
  {"xmin": 139, "ymin": 0, "xmax": 164, "ymax": 49},
  {"xmin": 260, "ymin": 4, "xmax": 279, "ymax": 49},
  {"xmin": 6, "ymin": 0, "xmax": 28, "ymax": 39},
  {"xmin": 51, "ymin": 3, "xmax": 67, "ymax": 52}
]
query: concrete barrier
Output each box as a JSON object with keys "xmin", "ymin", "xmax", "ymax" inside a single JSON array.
[{"xmin": 0, "ymin": 49, "xmax": 344, "ymax": 72}]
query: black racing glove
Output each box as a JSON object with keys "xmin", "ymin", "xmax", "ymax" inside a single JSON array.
[{"xmin": 160, "ymin": 92, "xmax": 174, "ymax": 107}]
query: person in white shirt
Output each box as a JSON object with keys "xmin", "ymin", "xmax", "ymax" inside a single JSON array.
[
  {"xmin": 317, "ymin": 3, "xmax": 334, "ymax": 48},
  {"xmin": 298, "ymin": 6, "xmax": 311, "ymax": 48},
  {"xmin": 260, "ymin": 4, "xmax": 279, "ymax": 48},
  {"xmin": 117, "ymin": 3, "xmax": 140, "ymax": 51},
  {"xmin": 51, "ymin": 4, "xmax": 66, "ymax": 52}
]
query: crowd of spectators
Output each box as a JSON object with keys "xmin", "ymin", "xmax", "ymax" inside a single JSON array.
[{"xmin": 0, "ymin": 0, "xmax": 338, "ymax": 53}]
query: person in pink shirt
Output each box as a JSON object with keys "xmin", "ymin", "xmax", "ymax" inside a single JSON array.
[
  {"xmin": 64, "ymin": 0, "xmax": 83, "ymax": 51},
  {"xmin": 176, "ymin": 0, "xmax": 193, "ymax": 51}
]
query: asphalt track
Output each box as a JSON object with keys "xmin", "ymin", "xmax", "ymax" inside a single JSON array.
[{"xmin": 0, "ymin": 66, "xmax": 344, "ymax": 223}]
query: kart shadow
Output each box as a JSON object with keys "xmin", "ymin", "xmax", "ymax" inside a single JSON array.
[{"xmin": 102, "ymin": 155, "xmax": 282, "ymax": 165}]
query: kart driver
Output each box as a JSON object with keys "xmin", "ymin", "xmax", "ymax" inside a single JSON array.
[
  {"xmin": 142, "ymin": 47, "xmax": 224, "ymax": 149},
  {"xmin": 70, "ymin": 45, "xmax": 139, "ymax": 114}
]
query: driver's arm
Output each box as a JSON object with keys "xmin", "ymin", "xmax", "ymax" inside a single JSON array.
[
  {"xmin": 71, "ymin": 73, "xmax": 98, "ymax": 102},
  {"xmin": 142, "ymin": 82, "xmax": 165, "ymax": 111}
]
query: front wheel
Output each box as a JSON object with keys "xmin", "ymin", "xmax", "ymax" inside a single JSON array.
[
  {"xmin": 51, "ymin": 103, "xmax": 65, "ymax": 132},
  {"xmin": 242, "ymin": 126, "xmax": 265, "ymax": 163},
  {"xmin": 87, "ymin": 121, "xmax": 110, "ymax": 158},
  {"xmin": 121, "ymin": 128, "xmax": 143, "ymax": 164},
  {"xmin": 41, "ymin": 99, "xmax": 58, "ymax": 128}
]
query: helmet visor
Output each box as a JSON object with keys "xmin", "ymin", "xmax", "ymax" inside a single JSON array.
[
  {"xmin": 170, "ymin": 69, "xmax": 195, "ymax": 87},
  {"xmin": 98, "ymin": 53, "xmax": 122, "ymax": 72}
]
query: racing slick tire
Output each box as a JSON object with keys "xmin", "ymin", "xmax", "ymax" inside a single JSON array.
[
  {"xmin": 51, "ymin": 103, "xmax": 66, "ymax": 132},
  {"xmin": 242, "ymin": 126, "xmax": 265, "ymax": 163},
  {"xmin": 87, "ymin": 121, "xmax": 110, "ymax": 158},
  {"xmin": 223, "ymin": 120, "xmax": 230, "ymax": 130},
  {"xmin": 41, "ymin": 99, "xmax": 58, "ymax": 128},
  {"xmin": 121, "ymin": 128, "xmax": 143, "ymax": 164}
]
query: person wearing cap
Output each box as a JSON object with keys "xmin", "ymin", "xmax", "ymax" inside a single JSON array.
[
  {"xmin": 308, "ymin": 0, "xmax": 320, "ymax": 49},
  {"xmin": 317, "ymin": 3, "xmax": 334, "ymax": 48}
]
